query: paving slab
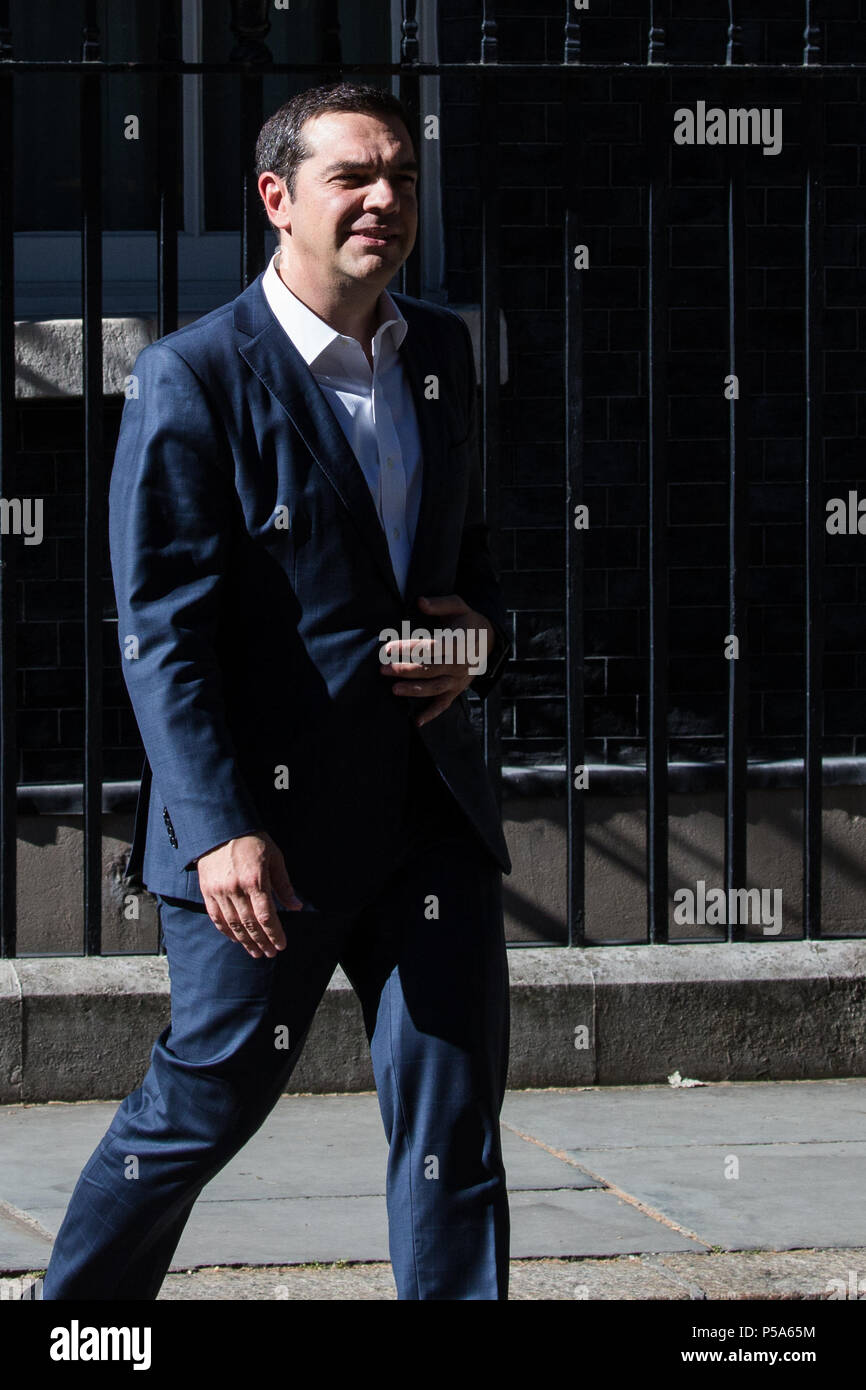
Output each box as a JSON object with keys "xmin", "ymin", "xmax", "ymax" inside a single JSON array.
[
  {"xmin": 501, "ymin": 1078, "xmax": 866, "ymax": 1149},
  {"xmin": 0, "ymin": 1207, "xmax": 53, "ymax": 1270},
  {"xmin": 0, "ymin": 1092, "xmax": 596, "ymax": 1220},
  {"xmin": 507, "ymin": 1188, "xmax": 698, "ymax": 1257},
  {"xmin": 170, "ymin": 1186, "xmax": 694, "ymax": 1268},
  {"xmin": 3, "ymin": 1082, "xmax": 866, "ymax": 1274},
  {"xmin": 171, "ymin": 1195, "xmax": 392, "ymax": 1266},
  {"xmin": 0, "ymin": 1101, "xmax": 117, "ymax": 1220},
  {"xmin": 567, "ymin": 1142, "xmax": 866, "ymax": 1252},
  {"xmin": 198, "ymin": 1095, "xmax": 598, "ymax": 1200}
]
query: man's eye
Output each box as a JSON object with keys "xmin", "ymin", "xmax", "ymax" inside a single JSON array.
[{"xmin": 334, "ymin": 173, "xmax": 416, "ymax": 188}]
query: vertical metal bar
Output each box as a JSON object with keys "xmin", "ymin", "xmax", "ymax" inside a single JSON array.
[
  {"xmin": 803, "ymin": 21, "xmax": 824, "ymax": 937},
  {"xmin": 399, "ymin": 0, "xmax": 420, "ymax": 299},
  {"xmin": 647, "ymin": 0, "xmax": 665, "ymax": 64},
  {"xmin": 647, "ymin": 3, "xmax": 669, "ymax": 943},
  {"xmin": 413, "ymin": 1, "xmax": 445, "ymax": 302},
  {"xmin": 564, "ymin": 0, "xmax": 581, "ymax": 63},
  {"xmin": 81, "ymin": 3, "xmax": 104, "ymax": 954},
  {"xmin": 0, "ymin": 5, "xmax": 16, "ymax": 957},
  {"xmin": 240, "ymin": 76, "xmax": 264, "ymax": 289},
  {"xmin": 803, "ymin": 0, "xmax": 821, "ymax": 66},
  {"xmin": 321, "ymin": 0, "xmax": 342, "ymax": 68},
  {"xmin": 181, "ymin": 0, "xmax": 204, "ymax": 238},
  {"xmin": 479, "ymin": 11, "xmax": 504, "ymax": 815},
  {"xmin": 726, "ymin": 5, "xmax": 744, "ymax": 64},
  {"xmin": 157, "ymin": 0, "xmax": 180, "ymax": 338},
  {"xmin": 724, "ymin": 13, "xmax": 749, "ymax": 938},
  {"xmin": 400, "ymin": 0, "xmax": 419, "ymax": 65},
  {"xmin": 481, "ymin": 0, "xmax": 498, "ymax": 63},
  {"xmin": 230, "ymin": 1, "xmax": 272, "ymax": 289},
  {"xmin": 564, "ymin": 1, "xmax": 585, "ymax": 945}
]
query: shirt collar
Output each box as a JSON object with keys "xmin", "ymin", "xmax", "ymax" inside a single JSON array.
[{"xmin": 262, "ymin": 249, "xmax": 408, "ymax": 368}]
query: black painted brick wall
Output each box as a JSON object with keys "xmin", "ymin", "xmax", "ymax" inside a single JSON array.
[
  {"xmin": 442, "ymin": 0, "xmax": 866, "ymax": 768},
  {"xmin": 13, "ymin": 400, "xmax": 127, "ymax": 784}
]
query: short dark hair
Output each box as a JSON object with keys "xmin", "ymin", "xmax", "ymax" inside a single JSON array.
[{"xmin": 255, "ymin": 81, "xmax": 414, "ymax": 215}]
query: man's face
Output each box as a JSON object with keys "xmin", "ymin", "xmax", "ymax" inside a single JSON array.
[{"xmin": 280, "ymin": 110, "xmax": 418, "ymax": 290}]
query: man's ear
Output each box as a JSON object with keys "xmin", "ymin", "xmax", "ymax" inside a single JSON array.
[{"xmin": 258, "ymin": 171, "xmax": 292, "ymax": 233}]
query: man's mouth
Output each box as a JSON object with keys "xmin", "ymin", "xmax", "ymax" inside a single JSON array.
[{"xmin": 348, "ymin": 229, "xmax": 398, "ymax": 245}]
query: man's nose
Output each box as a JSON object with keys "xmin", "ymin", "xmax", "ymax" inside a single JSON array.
[{"xmin": 365, "ymin": 177, "xmax": 400, "ymax": 210}]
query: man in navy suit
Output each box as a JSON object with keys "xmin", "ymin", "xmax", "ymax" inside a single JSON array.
[{"xmin": 43, "ymin": 82, "xmax": 513, "ymax": 1301}]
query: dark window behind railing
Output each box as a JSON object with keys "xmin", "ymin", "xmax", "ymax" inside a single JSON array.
[{"xmin": 0, "ymin": 1, "xmax": 862, "ymax": 954}]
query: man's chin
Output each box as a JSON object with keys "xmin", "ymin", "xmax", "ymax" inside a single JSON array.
[{"xmin": 342, "ymin": 248, "xmax": 407, "ymax": 282}]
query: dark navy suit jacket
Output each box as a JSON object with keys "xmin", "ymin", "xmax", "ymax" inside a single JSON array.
[{"xmin": 109, "ymin": 270, "xmax": 513, "ymax": 913}]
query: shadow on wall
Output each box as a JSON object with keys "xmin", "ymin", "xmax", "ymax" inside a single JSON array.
[{"xmin": 501, "ymin": 787, "xmax": 866, "ymax": 945}]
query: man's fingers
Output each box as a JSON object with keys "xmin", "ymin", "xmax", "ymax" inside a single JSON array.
[
  {"xmin": 226, "ymin": 891, "xmax": 280, "ymax": 958},
  {"xmin": 196, "ymin": 835, "xmax": 295, "ymax": 958},
  {"xmin": 247, "ymin": 886, "xmax": 288, "ymax": 951},
  {"xmin": 381, "ymin": 638, "xmax": 440, "ymax": 671},
  {"xmin": 386, "ymin": 661, "xmax": 457, "ymax": 680},
  {"xmin": 206, "ymin": 895, "xmax": 264, "ymax": 959},
  {"xmin": 394, "ymin": 675, "xmax": 455, "ymax": 695},
  {"xmin": 195, "ymin": 834, "xmax": 304, "ymax": 956},
  {"xmin": 267, "ymin": 858, "xmax": 304, "ymax": 914}
]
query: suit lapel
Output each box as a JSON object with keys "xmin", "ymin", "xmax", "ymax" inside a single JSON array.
[{"xmin": 235, "ymin": 276, "xmax": 452, "ymax": 608}]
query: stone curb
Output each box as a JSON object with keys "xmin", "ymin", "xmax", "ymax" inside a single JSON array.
[{"xmin": 1, "ymin": 942, "xmax": 864, "ymax": 1101}]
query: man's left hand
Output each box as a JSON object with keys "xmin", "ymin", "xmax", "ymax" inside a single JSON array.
[{"xmin": 379, "ymin": 593, "xmax": 496, "ymax": 728}]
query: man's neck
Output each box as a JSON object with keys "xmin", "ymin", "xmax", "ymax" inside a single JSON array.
[{"xmin": 276, "ymin": 252, "xmax": 381, "ymax": 362}]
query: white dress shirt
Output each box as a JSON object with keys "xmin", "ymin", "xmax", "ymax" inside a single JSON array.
[{"xmin": 262, "ymin": 250, "xmax": 422, "ymax": 598}]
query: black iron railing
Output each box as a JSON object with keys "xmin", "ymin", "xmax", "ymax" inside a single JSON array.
[{"xmin": 0, "ymin": 0, "xmax": 855, "ymax": 952}]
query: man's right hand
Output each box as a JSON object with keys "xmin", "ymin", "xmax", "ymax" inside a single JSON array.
[{"xmin": 197, "ymin": 831, "xmax": 303, "ymax": 958}]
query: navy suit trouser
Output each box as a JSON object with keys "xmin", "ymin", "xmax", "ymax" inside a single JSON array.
[{"xmin": 42, "ymin": 740, "xmax": 511, "ymax": 1301}]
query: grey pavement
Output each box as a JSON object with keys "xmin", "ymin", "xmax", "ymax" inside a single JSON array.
[{"xmin": 2, "ymin": 1078, "xmax": 866, "ymax": 1300}]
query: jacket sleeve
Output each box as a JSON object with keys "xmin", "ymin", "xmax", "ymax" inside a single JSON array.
[
  {"xmin": 109, "ymin": 342, "xmax": 265, "ymax": 871},
  {"xmin": 448, "ymin": 310, "xmax": 513, "ymax": 701}
]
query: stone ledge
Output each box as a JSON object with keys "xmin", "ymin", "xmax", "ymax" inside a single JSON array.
[
  {"xmin": 14, "ymin": 318, "xmax": 160, "ymax": 398},
  {"xmin": 12, "ymin": 307, "xmax": 505, "ymax": 399},
  {"xmin": 2, "ymin": 942, "xmax": 864, "ymax": 1101}
]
